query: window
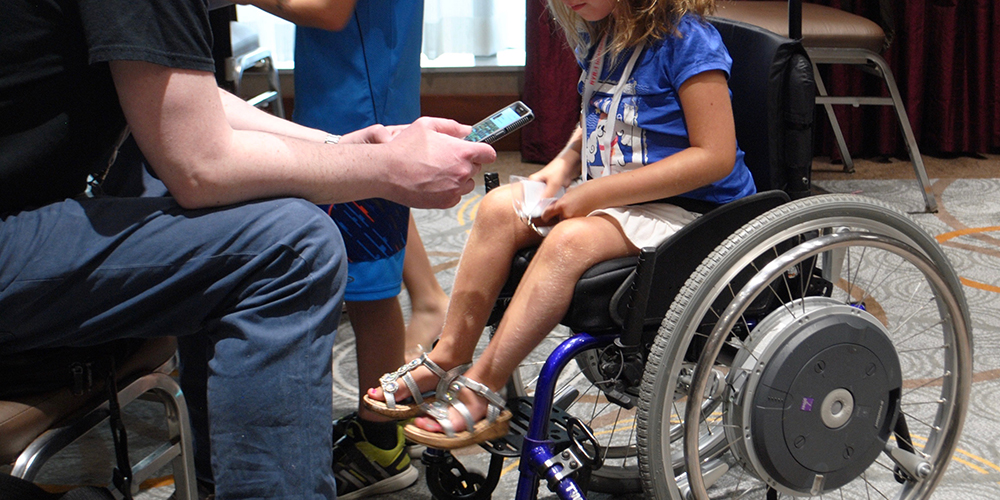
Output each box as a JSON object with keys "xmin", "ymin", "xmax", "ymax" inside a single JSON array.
[
  {"xmin": 234, "ymin": 0, "xmax": 526, "ymax": 71},
  {"xmin": 234, "ymin": 5, "xmax": 297, "ymax": 70},
  {"xmin": 420, "ymin": 0, "xmax": 525, "ymax": 68}
]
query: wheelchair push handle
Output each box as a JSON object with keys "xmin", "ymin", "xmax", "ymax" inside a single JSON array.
[{"xmin": 485, "ymin": 172, "xmax": 500, "ymax": 193}]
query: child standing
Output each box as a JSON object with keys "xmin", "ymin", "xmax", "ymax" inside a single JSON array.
[{"xmin": 364, "ymin": 0, "xmax": 756, "ymax": 448}]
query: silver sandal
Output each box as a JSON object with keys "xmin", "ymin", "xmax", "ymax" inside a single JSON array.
[
  {"xmin": 362, "ymin": 353, "xmax": 469, "ymax": 419},
  {"xmin": 403, "ymin": 374, "xmax": 513, "ymax": 449}
]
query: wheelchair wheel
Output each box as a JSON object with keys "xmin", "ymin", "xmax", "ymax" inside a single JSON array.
[
  {"xmin": 637, "ymin": 194, "xmax": 973, "ymax": 499},
  {"xmin": 504, "ymin": 325, "xmax": 643, "ymax": 493}
]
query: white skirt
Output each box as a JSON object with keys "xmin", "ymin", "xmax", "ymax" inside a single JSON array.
[{"xmin": 590, "ymin": 203, "xmax": 699, "ymax": 249}]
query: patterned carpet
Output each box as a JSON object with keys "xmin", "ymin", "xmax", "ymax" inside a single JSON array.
[{"xmin": 8, "ymin": 152, "xmax": 1000, "ymax": 499}]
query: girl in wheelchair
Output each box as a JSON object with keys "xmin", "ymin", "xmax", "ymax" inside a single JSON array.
[{"xmin": 365, "ymin": 0, "xmax": 757, "ymax": 449}]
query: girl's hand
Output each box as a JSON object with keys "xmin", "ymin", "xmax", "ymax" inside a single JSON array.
[
  {"xmin": 539, "ymin": 185, "xmax": 593, "ymax": 223},
  {"xmin": 529, "ymin": 157, "xmax": 578, "ymax": 198}
]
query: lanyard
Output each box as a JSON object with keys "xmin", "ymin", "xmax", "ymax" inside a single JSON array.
[{"xmin": 581, "ymin": 37, "xmax": 645, "ymax": 180}]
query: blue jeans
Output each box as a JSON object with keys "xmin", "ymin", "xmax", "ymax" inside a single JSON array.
[{"xmin": 0, "ymin": 195, "xmax": 346, "ymax": 499}]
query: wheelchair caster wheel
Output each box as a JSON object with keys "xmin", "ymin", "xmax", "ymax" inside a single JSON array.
[{"xmin": 424, "ymin": 453, "xmax": 492, "ymax": 500}]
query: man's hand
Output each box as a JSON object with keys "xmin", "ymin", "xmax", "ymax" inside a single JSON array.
[
  {"xmin": 382, "ymin": 117, "xmax": 496, "ymax": 209},
  {"xmin": 339, "ymin": 124, "xmax": 393, "ymax": 144}
]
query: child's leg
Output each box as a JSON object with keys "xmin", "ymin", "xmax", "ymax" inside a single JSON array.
[
  {"xmin": 368, "ymin": 185, "xmax": 543, "ymax": 401},
  {"xmin": 402, "ymin": 214, "xmax": 449, "ymax": 360},
  {"xmin": 414, "ymin": 213, "xmax": 638, "ymax": 434},
  {"xmin": 349, "ymin": 297, "xmax": 407, "ymax": 426}
]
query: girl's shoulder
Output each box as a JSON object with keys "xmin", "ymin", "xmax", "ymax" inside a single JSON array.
[
  {"xmin": 640, "ymin": 14, "xmax": 731, "ymax": 85},
  {"xmin": 669, "ymin": 14, "xmax": 723, "ymax": 45},
  {"xmin": 645, "ymin": 14, "xmax": 727, "ymax": 56},
  {"xmin": 648, "ymin": 14, "xmax": 726, "ymax": 59}
]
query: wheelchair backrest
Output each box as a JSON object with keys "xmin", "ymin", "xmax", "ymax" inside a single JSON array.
[{"xmin": 709, "ymin": 16, "xmax": 815, "ymax": 199}]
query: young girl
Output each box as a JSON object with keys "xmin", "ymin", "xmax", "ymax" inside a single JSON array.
[{"xmin": 364, "ymin": 0, "xmax": 756, "ymax": 448}]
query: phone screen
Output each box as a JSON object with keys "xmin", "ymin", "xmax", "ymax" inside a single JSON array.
[{"xmin": 466, "ymin": 106, "xmax": 527, "ymax": 142}]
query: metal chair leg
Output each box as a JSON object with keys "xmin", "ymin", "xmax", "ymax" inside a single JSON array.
[
  {"xmin": 868, "ymin": 53, "xmax": 937, "ymax": 213},
  {"xmin": 809, "ymin": 48, "xmax": 938, "ymax": 213},
  {"xmin": 812, "ymin": 64, "xmax": 855, "ymax": 173}
]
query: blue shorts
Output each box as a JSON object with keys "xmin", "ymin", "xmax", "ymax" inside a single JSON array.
[{"xmin": 320, "ymin": 199, "xmax": 409, "ymax": 301}]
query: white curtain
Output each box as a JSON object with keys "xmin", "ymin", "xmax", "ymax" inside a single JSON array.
[{"xmin": 422, "ymin": 0, "xmax": 524, "ymax": 61}]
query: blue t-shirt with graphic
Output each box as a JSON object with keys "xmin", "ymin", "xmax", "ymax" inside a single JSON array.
[{"xmin": 578, "ymin": 15, "xmax": 756, "ymax": 204}]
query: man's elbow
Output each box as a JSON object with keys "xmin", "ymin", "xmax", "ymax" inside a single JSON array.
[
  {"xmin": 168, "ymin": 181, "xmax": 215, "ymax": 210},
  {"xmin": 159, "ymin": 166, "xmax": 226, "ymax": 210}
]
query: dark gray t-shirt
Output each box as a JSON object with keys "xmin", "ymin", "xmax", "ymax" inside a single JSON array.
[{"xmin": 0, "ymin": 0, "xmax": 216, "ymax": 214}]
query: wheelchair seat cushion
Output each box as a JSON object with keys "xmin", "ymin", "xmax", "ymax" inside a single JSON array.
[{"xmin": 500, "ymin": 249, "xmax": 637, "ymax": 335}]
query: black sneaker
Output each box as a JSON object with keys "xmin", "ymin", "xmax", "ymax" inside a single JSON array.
[{"xmin": 332, "ymin": 419, "xmax": 418, "ymax": 499}]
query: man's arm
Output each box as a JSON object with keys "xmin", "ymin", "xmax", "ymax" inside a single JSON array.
[
  {"xmin": 218, "ymin": 89, "xmax": 391, "ymax": 144},
  {"xmin": 236, "ymin": 0, "xmax": 357, "ymax": 30},
  {"xmin": 110, "ymin": 60, "xmax": 494, "ymax": 209}
]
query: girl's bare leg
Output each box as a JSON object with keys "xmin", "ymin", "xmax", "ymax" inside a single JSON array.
[
  {"xmin": 414, "ymin": 214, "xmax": 638, "ymax": 433},
  {"xmin": 402, "ymin": 214, "xmax": 450, "ymax": 360},
  {"xmin": 367, "ymin": 185, "xmax": 542, "ymax": 402}
]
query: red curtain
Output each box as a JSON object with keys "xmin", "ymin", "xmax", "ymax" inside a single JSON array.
[
  {"xmin": 521, "ymin": 0, "xmax": 1000, "ymax": 162},
  {"xmin": 520, "ymin": 0, "xmax": 581, "ymax": 164},
  {"xmin": 816, "ymin": 0, "xmax": 1000, "ymax": 157}
]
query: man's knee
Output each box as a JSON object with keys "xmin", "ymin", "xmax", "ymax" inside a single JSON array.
[
  {"xmin": 247, "ymin": 198, "xmax": 343, "ymax": 265},
  {"xmin": 229, "ymin": 198, "xmax": 347, "ymax": 308}
]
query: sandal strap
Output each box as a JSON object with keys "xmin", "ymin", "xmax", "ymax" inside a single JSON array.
[
  {"xmin": 377, "ymin": 353, "xmax": 462, "ymax": 410},
  {"xmin": 425, "ymin": 401, "xmax": 468, "ymax": 438},
  {"xmin": 449, "ymin": 375, "xmax": 505, "ymax": 409},
  {"xmin": 434, "ymin": 363, "xmax": 472, "ymax": 399},
  {"xmin": 441, "ymin": 375, "xmax": 505, "ymax": 424},
  {"xmin": 399, "ymin": 372, "xmax": 423, "ymax": 406}
]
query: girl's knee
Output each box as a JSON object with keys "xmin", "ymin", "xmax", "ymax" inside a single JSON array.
[
  {"xmin": 543, "ymin": 218, "xmax": 595, "ymax": 248},
  {"xmin": 477, "ymin": 186, "xmax": 516, "ymax": 222}
]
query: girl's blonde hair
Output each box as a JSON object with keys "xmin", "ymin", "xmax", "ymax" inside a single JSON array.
[{"xmin": 547, "ymin": 0, "xmax": 716, "ymax": 60}]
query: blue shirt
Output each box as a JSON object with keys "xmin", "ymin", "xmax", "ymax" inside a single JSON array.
[
  {"xmin": 293, "ymin": 0, "xmax": 423, "ymax": 132},
  {"xmin": 578, "ymin": 15, "xmax": 756, "ymax": 204}
]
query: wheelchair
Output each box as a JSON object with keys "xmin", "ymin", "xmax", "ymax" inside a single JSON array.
[{"xmin": 420, "ymin": 18, "xmax": 973, "ymax": 500}]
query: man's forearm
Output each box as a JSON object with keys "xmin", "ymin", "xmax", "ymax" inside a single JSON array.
[
  {"xmin": 111, "ymin": 60, "xmax": 494, "ymax": 212},
  {"xmin": 219, "ymin": 89, "xmax": 328, "ymax": 142}
]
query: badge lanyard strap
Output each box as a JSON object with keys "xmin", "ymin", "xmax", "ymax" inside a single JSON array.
[{"xmin": 581, "ymin": 38, "xmax": 645, "ymax": 181}]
